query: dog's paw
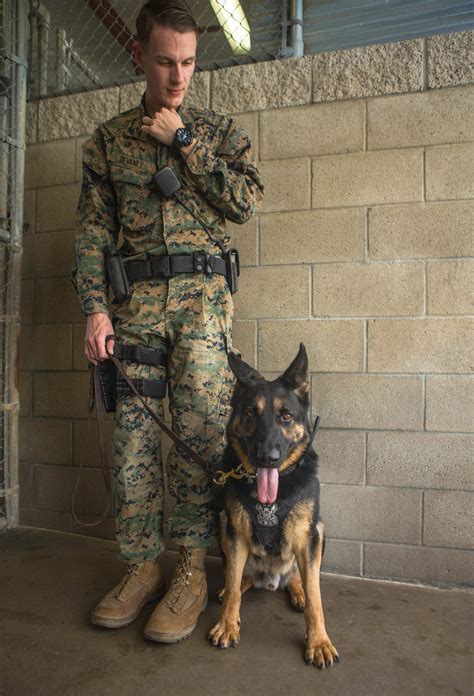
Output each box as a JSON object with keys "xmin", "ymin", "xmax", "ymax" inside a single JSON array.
[
  {"xmin": 304, "ymin": 635, "xmax": 339, "ymax": 669},
  {"xmin": 287, "ymin": 585, "xmax": 305, "ymax": 612},
  {"xmin": 208, "ymin": 619, "xmax": 240, "ymax": 649},
  {"xmin": 216, "ymin": 587, "xmax": 225, "ymax": 603}
]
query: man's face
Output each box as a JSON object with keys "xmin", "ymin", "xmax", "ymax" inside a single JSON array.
[{"xmin": 135, "ymin": 24, "xmax": 197, "ymax": 110}]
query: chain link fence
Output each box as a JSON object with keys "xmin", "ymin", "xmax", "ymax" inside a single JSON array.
[
  {"xmin": 27, "ymin": 0, "xmax": 292, "ymax": 99},
  {"xmin": 0, "ymin": 0, "xmax": 27, "ymax": 529}
]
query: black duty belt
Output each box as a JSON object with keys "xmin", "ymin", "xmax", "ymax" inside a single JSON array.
[{"xmin": 126, "ymin": 253, "xmax": 227, "ymax": 283}]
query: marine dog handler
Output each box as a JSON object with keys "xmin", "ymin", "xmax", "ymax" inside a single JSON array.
[{"xmin": 72, "ymin": 0, "xmax": 264, "ymax": 642}]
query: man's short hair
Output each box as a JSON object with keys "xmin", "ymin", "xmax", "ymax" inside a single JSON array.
[{"xmin": 136, "ymin": 1, "xmax": 198, "ymax": 46}]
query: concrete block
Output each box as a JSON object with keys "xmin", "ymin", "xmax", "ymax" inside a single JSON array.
[
  {"xmin": 34, "ymin": 278, "xmax": 83, "ymax": 325},
  {"xmin": 313, "ymin": 39, "xmax": 423, "ymax": 102},
  {"xmin": 25, "ymin": 140, "xmax": 76, "ymax": 189},
  {"xmin": 321, "ymin": 539, "xmax": 362, "ymax": 577},
  {"xmin": 36, "ymin": 183, "xmax": 81, "ymax": 233},
  {"xmin": 313, "ymin": 149, "xmax": 423, "ymax": 207},
  {"xmin": 368, "ymin": 201, "xmax": 474, "ymax": 259},
  {"xmin": 424, "ymin": 491, "xmax": 473, "ymax": 549},
  {"xmin": 26, "ymin": 101, "xmax": 38, "ymax": 145},
  {"xmin": 19, "ymin": 371, "xmax": 33, "ymax": 417},
  {"xmin": 212, "ymin": 56, "xmax": 312, "ymax": 112},
  {"xmin": 367, "ymin": 432, "xmax": 473, "ymax": 490},
  {"xmin": 320, "ymin": 484, "xmax": 422, "ymax": 543},
  {"xmin": 75, "ymin": 137, "xmax": 88, "ymax": 182},
  {"xmin": 34, "ymin": 464, "xmax": 112, "ymax": 517},
  {"xmin": 234, "ymin": 266, "xmax": 310, "ymax": 319},
  {"xmin": 19, "ymin": 460, "xmax": 34, "ymax": 510},
  {"xmin": 23, "ymin": 230, "xmax": 75, "ymax": 279},
  {"xmin": 427, "ymin": 259, "xmax": 474, "ymax": 315},
  {"xmin": 34, "ymin": 372, "xmax": 90, "ymax": 418},
  {"xmin": 426, "ymin": 376, "xmax": 474, "ymax": 432},
  {"xmin": 313, "ymin": 262, "xmax": 424, "ymax": 317},
  {"xmin": 368, "ymin": 86, "xmax": 474, "ymax": 149},
  {"xmin": 20, "ymin": 418, "xmax": 72, "ymax": 465},
  {"xmin": 259, "ymin": 158, "xmax": 311, "ymax": 213},
  {"xmin": 312, "ymin": 374, "xmax": 423, "ymax": 430},
  {"xmin": 38, "ymin": 88, "xmax": 120, "ymax": 141},
  {"xmin": 73, "ymin": 325, "xmax": 89, "ymax": 372},
  {"xmin": 428, "ymin": 31, "xmax": 474, "ymax": 89},
  {"xmin": 426, "ymin": 143, "xmax": 474, "ymax": 201},
  {"xmin": 19, "ymin": 507, "xmax": 72, "ymax": 534},
  {"xmin": 260, "ymin": 208, "xmax": 366, "ymax": 265},
  {"xmin": 259, "ymin": 319, "xmax": 364, "ymax": 372},
  {"xmin": 368, "ymin": 318, "xmax": 473, "ymax": 373},
  {"xmin": 317, "ymin": 430, "xmax": 365, "ymax": 485},
  {"xmin": 23, "ymin": 189, "xmax": 36, "ymax": 235},
  {"xmin": 228, "ymin": 216, "xmax": 258, "ymax": 266},
  {"xmin": 229, "ymin": 112, "xmax": 259, "ymax": 154},
  {"xmin": 73, "ymin": 419, "xmax": 115, "ymax": 469},
  {"xmin": 119, "ymin": 80, "xmax": 145, "ymax": 112},
  {"xmin": 20, "ymin": 279, "xmax": 34, "ymax": 325},
  {"xmin": 20, "ymin": 324, "xmax": 72, "ymax": 371},
  {"xmin": 364, "ymin": 543, "xmax": 473, "ymax": 586},
  {"xmin": 232, "ymin": 320, "xmax": 256, "ymax": 366},
  {"xmin": 260, "ymin": 100, "xmax": 365, "ymax": 160}
]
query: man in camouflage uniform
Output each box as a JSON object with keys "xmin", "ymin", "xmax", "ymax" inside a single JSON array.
[{"xmin": 72, "ymin": 0, "xmax": 263, "ymax": 642}]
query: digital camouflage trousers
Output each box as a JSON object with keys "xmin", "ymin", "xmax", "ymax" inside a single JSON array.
[{"xmin": 111, "ymin": 272, "xmax": 234, "ymax": 563}]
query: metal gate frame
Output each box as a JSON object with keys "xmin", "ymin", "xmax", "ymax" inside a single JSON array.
[{"xmin": 0, "ymin": 0, "xmax": 27, "ymax": 530}]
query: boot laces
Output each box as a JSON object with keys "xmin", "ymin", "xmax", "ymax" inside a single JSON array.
[
  {"xmin": 165, "ymin": 549, "xmax": 193, "ymax": 608},
  {"xmin": 116, "ymin": 561, "xmax": 144, "ymax": 598}
]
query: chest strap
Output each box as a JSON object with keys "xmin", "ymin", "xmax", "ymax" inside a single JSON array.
[{"xmin": 126, "ymin": 253, "xmax": 227, "ymax": 283}]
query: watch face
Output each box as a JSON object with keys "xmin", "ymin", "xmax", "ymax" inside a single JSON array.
[{"xmin": 174, "ymin": 127, "xmax": 193, "ymax": 149}]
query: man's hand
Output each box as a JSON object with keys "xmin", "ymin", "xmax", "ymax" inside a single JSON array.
[
  {"xmin": 84, "ymin": 312, "xmax": 114, "ymax": 365},
  {"xmin": 141, "ymin": 108, "xmax": 184, "ymax": 146}
]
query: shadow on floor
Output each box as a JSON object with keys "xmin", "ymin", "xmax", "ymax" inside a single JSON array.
[{"xmin": 0, "ymin": 527, "xmax": 472, "ymax": 696}]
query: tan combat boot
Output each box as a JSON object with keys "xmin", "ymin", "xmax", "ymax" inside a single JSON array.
[
  {"xmin": 91, "ymin": 559, "xmax": 166, "ymax": 629},
  {"xmin": 144, "ymin": 547, "xmax": 208, "ymax": 643}
]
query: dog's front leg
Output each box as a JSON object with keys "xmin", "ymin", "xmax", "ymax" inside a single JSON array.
[
  {"xmin": 294, "ymin": 522, "xmax": 339, "ymax": 668},
  {"xmin": 208, "ymin": 534, "xmax": 249, "ymax": 649}
]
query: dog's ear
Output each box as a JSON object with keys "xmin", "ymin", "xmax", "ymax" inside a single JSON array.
[
  {"xmin": 228, "ymin": 352, "xmax": 264, "ymax": 387},
  {"xmin": 279, "ymin": 343, "xmax": 309, "ymax": 400}
]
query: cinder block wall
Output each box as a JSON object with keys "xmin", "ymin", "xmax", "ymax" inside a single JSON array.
[{"xmin": 20, "ymin": 32, "xmax": 473, "ymax": 586}]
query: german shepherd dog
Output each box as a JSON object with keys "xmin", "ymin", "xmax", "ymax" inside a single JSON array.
[{"xmin": 208, "ymin": 344, "xmax": 339, "ymax": 668}]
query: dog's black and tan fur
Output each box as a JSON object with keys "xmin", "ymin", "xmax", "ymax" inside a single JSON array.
[{"xmin": 208, "ymin": 344, "xmax": 339, "ymax": 668}]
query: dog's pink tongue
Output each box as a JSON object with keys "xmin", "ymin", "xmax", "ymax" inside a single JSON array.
[{"xmin": 257, "ymin": 468, "xmax": 279, "ymax": 504}]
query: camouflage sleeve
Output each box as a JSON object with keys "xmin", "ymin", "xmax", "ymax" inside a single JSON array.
[
  {"xmin": 184, "ymin": 119, "xmax": 264, "ymax": 224},
  {"xmin": 71, "ymin": 129, "xmax": 119, "ymax": 316}
]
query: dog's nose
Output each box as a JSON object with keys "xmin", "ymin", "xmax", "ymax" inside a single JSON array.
[{"xmin": 256, "ymin": 444, "xmax": 280, "ymax": 466}]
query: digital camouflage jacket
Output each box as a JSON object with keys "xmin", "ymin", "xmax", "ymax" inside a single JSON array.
[{"xmin": 72, "ymin": 99, "xmax": 264, "ymax": 315}]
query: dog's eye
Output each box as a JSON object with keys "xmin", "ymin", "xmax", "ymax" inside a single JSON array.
[
  {"xmin": 244, "ymin": 408, "xmax": 255, "ymax": 419},
  {"xmin": 281, "ymin": 412, "xmax": 294, "ymax": 422}
]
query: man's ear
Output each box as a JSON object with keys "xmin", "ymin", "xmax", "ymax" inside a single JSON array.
[
  {"xmin": 279, "ymin": 343, "xmax": 309, "ymax": 400},
  {"xmin": 228, "ymin": 352, "xmax": 264, "ymax": 387},
  {"xmin": 133, "ymin": 40, "xmax": 145, "ymax": 72}
]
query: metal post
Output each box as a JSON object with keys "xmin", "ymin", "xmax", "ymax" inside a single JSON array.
[
  {"xmin": 289, "ymin": 0, "xmax": 304, "ymax": 57},
  {"xmin": 1, "ymin": 0, "xmax": 27, "ymax": 529}
]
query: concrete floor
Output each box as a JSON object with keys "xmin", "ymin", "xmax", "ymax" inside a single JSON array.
[{"xmin": 0, "ymin": 528, "xmax": 472, "ymax": 696}]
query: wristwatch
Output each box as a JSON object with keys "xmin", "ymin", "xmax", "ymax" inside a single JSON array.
[{"xmin": 172, "ymin": 127, "xmax": 194, "ymax": 151}]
